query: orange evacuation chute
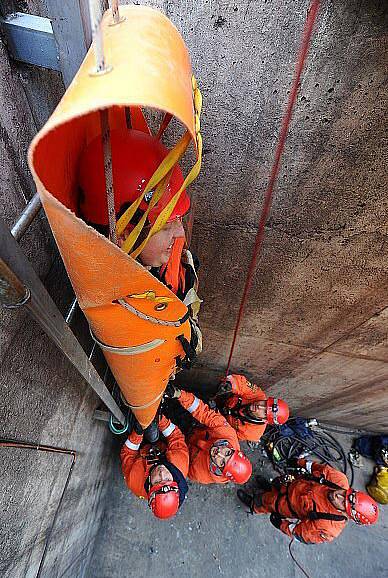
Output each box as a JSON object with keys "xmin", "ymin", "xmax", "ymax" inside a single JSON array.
[{"xmin": 28, "ymin": 6, "xmax": 200, "ymax": 428}]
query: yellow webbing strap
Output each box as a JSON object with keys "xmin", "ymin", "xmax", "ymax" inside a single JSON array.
[
  {"xmin": 120, "ymin": 169, "xmax": 172, "ymax": 254},
  {"xmin": 131, "ymin": 132, "xmax": 202, "ymax": 259},
  {"xmin": 116, "ymin": 131, "xmax": 191, "ymax": 237},
  {"xmin": 130, "ymin": 79, "xmax": 203, "ymax": 259},
  {"xmin": 117, "ymin": 76, "xmax": 203, "ymax": 256}
]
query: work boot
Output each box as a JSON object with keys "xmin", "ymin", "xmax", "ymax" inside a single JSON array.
[
  {"xmin": 237, "ymin": 489, "xmax": 255, "ymax": 514},
  {"xmin": 144, "ymin": 418, "xmax": 159, "ymax": 444},
  {"xmin": 255, "ymin": 475, "xmax": 272, "ymax": 491}
]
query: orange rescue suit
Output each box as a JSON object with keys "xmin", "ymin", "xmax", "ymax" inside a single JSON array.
[
  {"xmin": 178, "ymin": 391, "xmax": 241, "ymax": 484},
  {"xmin": 254, "ymin": 460, "xmax": 349, "ymax": 544},
  {"xmin": 222, "ymin": 375, "xmax": 267, "ymax": 442},
  {"xmin": 120, "ymin": 416, "xmax": 189, "ymax": 499}
]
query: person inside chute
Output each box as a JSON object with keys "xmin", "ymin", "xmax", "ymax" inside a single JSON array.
[
  {"xmin": 121, "ymin": 413, "xmax": 189, "ymax": 520},
  {"xmin": 78, "ymin": 127, "xmax": 202, "ymax": 358},
  {"xmin": 165, "ymin": 385, "xmax": 252, "ymax": 485},
  {"xmin": 213, "ymin": 374, "xmax": 289, "ymax": 442}
]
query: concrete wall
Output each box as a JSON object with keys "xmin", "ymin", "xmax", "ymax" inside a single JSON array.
[
  {"xmin": 0, "ymin": 2, "xmax": 114, "ymax": 576},
  {"xmin": 127, "ymin": 0, "xmax": 388, "ymax": 431},
  {"xmin": 0, "ymin": 1, "xmax": 386, "ymax": 576}
]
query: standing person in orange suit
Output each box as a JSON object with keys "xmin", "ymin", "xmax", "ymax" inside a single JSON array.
[
  {"xmin": 120, "ymin": 414, "xmax": 189, "ymax": 519},
  {"xmin": 237, "ymin": 459, "xmax": 379, "ymax": 544},
  {"xmin": 167, "ymin": 386, "xmax": 252, "ymax": 485},
  {"xmin": 214, "ymin": 374, "xmax": 289, "ymax": 442}
]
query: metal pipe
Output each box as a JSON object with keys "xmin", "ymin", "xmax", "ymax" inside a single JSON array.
[
  {"xmin": 0, "ymin": 258, "xmax": 30, "ymax": 308},
  {"xmin": 0, "ymin": 218, "xmax": 125, "ymax": 424},
  {"xmin": 11, "ymin": 193, "xmax": 42, "ymax": 241},
  {"xmin": 88, "ymin": 0, "xmax": 111, "ymax": 74}
]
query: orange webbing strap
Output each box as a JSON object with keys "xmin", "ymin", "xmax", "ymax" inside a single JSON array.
[
  {"xmin": 116, "ymin": 76, "xmax": 203, "ymax": 257},
  {"xmin": 156, "ymin": 113, "xmax": 173, "ymax": 140},
  {"xmin": 130, "ymin": 106, "xmax": 151, "ymax": 135},
  {"xmin": 130, "ymin": 78, "xmax": 203, "ymax": 259}
]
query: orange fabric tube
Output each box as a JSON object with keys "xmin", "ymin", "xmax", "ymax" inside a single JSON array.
[{"xmin": 28, "ymin": 6, "xmax": 197, "ymax": 427}]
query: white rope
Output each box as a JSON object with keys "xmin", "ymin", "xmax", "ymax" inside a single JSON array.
[{"xmin": 100, "ymin": 109, "xmax": 118, "ymax": 244}]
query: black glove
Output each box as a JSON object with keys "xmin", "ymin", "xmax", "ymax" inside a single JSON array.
[
  {"xmin": 165, "ymin": 383, "xmax": 181, "ymax": 399},
  {"xmin": 270, "ymin": 512, "xmax": 283, "ymax": 529},
  {"xmin": 132, "ymin": 416, "xmax": 143, "ymax": 435},
  {"xmin": 286, "ymin": 458, "xmax": 306, "ymax": 475},
  {"xmin": 216, "ymin": 379, "xmax": 233, "ymax": 397}
]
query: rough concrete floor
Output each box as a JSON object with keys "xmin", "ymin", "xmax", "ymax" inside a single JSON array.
[{"xmin": 86, "ymin": 430, "xmax": 387, "ymax": 578}]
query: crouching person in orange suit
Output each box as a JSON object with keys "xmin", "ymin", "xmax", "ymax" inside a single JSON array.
[
  {"xmin": 237, "ymin": 459, "xmax": 379, "ymax": 544},
  {"xmin": 120, "ymin": 415, "xmax": 189, "ymax": 520},
  {"xmin": 215, "ymin": 374, "xmax": 290, "ymax": 442},
  {"xmin": 167, "ymin": 386, "xmax": 252, "ymax": 485}
]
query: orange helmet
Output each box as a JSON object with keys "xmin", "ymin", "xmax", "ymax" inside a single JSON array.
[
  {"xmin": 147, "ymin": 481, "xmax": 180, "ymax": 520},
  {"xmin": 78, "ymin": 129, "xmax": 190, "ymax": 226},
  {"xmin": 223, "ymin": 450, "xmax": 253, "ymax": 484},
  {"xmin": 345, "ymin": 489, "xmax": 379, "ymax": 525},
  {"xmin": 266, "ymin": 397, "xmax": 289, "ymax": 425}
]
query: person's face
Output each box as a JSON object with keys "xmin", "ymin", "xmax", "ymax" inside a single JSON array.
[
  {"xmin": 210, "ymin": 445, "xmax": 234, "ymax": 470},
  {"xmin": 328, "ymin": 489, "xmax": 346, "ymax": 511},
  {"xmin": 248, "ymin": 401, "xmax": 267, "ymax": 421},
  {"xmin": 139, "ymin": 218, "xmax": 185, "ymax": 268},
  {"xmin": 149, "ymin": 464, "xmax": 173, "ymax": 486}
]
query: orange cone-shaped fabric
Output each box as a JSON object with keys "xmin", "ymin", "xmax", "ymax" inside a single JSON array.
[{"xmin": 28, "ymin": 6, "xmax": 200, "ymax": 427}]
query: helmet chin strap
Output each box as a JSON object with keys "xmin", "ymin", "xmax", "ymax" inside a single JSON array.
[{"xmin": 228, "ymin": 398, "xmax": 266, "ymax": 425}]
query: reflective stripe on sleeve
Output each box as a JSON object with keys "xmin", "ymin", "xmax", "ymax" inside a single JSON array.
[
  {"xmin": 161, "ymin": 423, "xmax": 176, "ymax": 437},
  {"xmin": 305, "ymin": 461, "xmax": 313, "ymax": 473},
  {"xmin": 187, "ymin": 396, "xmax": 200, "ymax": 413},
  {"xmin": 125, "ymin": 439, "xmax": 141, "ymax": 451}
]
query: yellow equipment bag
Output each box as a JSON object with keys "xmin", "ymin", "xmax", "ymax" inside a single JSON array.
[{"xmin": 367, "ymin": 467, "xmax": 388, "ymax": 504}]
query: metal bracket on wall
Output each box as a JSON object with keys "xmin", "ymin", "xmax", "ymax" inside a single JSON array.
[
  {"xmin": 0, "ymin": 216, "xmax": 125, "ymax": 425},
  {"xmin": 0, "ymin": 13, "xmax": 60, "ymax": 71}
]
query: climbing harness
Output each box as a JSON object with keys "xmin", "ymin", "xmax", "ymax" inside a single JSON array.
[{"xmin": 225, "ymin": 0, "xmax": 321, "ymax": 376}]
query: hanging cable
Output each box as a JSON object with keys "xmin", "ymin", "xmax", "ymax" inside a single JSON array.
[
  {"xmin": 289, "ymin": 538, "xmax": 314, "ymax": 578},
  {"xmin": 1, "ymin": 439, "xmax": 76, "ymax": 578},
  {"xmin": 225, "ymin": 0, "xmax": 320, "ymax": 376}
]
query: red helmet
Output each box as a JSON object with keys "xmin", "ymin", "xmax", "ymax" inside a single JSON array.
[
  {"xmin": 345, "ymin": 489, "xmax": 379, "ymax": 525},
  {"xmin": 223, "ymin": 450, "xmax": 253, "ymax": 484},
  {"xmin": 78, "ymin": 129, "xmax": 190, "ymax": 225},
  {"xmin": 147, "ymin": 481, "xmax": 180, "ymax": 520},
  {"xmin": 266, "ymin": 397, "xmax": 289, "ymax": 425}
]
